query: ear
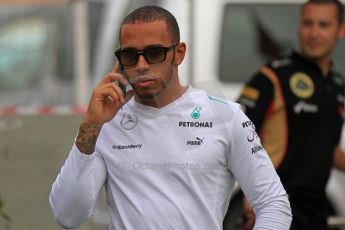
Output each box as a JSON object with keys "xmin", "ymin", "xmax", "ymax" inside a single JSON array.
[
  {"xmin": 175, "ymin": 42, "xmax": 186, "ymax": 65},
  {"xmin": 339, "ymin": 23, "xmax": 345, "ymax": 40}
]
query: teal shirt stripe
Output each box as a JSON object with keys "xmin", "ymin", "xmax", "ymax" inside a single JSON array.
[{"xmin": 207, "ymin": 95, "xmax": 229, "ymax": 105}]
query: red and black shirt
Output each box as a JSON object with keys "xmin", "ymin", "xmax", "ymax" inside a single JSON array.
[{"xmin": 238, "ymin": 51, "xmax": 344, "ymax": 207}]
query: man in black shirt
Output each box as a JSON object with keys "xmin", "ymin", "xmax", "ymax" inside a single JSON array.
[{"xmin": 237, "ymin": 0, "xmax": 345, "ymax": 229}]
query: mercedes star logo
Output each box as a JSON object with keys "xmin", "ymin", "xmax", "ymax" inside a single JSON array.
[{"xmin": 121, "ymin": 112, "xmax": 138, "ymax": 130}]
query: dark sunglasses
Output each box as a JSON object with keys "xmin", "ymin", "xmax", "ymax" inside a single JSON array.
[{"xmin": 115, "ymin": 43, "xmax": 178, "ymax": 67}]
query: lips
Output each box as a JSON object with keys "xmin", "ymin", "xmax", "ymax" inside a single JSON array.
[
  {"xmin": 131, "ymin": 75, "xmax": 155, "ymax": 87},
  {"xmin": 306, "ymin": 40, "xmax": 322, "ymax": 49},
  {"xmin": 136, "ymin": 80, "xmax": 154, "ymax": 87},
  {"xmin": 308, "ymin": 43, "xmax": 321, "ymax": 48}
]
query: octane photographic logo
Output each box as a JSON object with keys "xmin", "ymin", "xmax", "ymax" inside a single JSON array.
[{"xmin": 120, "ymin": 112, "xmax": 138, "ymax": 130}]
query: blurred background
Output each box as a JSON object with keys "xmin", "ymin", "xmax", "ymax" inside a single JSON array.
[{"xmin": 0, "ymin": 0, "xmax": 344, "ymax": 229}]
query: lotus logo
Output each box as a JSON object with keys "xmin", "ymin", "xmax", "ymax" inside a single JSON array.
[{"xmin": 121, "ymin": 112, "xmax": 138, "ymax": 130}]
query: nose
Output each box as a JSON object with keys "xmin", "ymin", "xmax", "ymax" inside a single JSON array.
[
  {"xmin": 309, "ymin": 23, "xmax": 319, "ymax": 37},
  {"xmin": 136, "ymin": 54, "xmax": 150, "ymax": 69}
]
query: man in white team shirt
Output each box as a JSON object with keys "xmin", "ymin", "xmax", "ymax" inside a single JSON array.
[{"xmin": 49, "ymin": 5, "xmax": 292, "ymax": 230}]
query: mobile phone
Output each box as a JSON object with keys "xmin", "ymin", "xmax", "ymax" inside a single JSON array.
[
  {"xmin": 118, "ymin": 64, "xmax": 133, "ymax": 94},
  {"xmin": 118, "ymin": 64, "xmax": 126, "ymax": 94}
]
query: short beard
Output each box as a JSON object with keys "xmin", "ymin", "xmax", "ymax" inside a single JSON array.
[
  {"xmin": 135, "ymin": 64, "xmax": 174, "ymax": 99},
  {"xmin": 135, "ymin": 50, "xmax": 176, "ymax": 99}
]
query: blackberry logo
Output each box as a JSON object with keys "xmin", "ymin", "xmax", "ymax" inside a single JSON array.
[{"xmin": 112, "ymin": 144, "xmax": 142, "ymax": 150}]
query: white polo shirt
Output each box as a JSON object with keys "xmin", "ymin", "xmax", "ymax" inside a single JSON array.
[{"xmin": 50, "ymin": 86, "xmax": 291, "ymax": 230}]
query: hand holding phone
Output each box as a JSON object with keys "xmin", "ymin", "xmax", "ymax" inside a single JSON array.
[
  {"xmin": 82, "ymin": 62, "xmax": 131, "ymax": 125},
  {"xmin": 116, "ymin": 62, "xmax": 135, "ymax": 102}
]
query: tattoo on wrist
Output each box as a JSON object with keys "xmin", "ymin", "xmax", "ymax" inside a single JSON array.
[{"xmin": 76, "ymin": 123, "xmax": 102, "ymax": 155}]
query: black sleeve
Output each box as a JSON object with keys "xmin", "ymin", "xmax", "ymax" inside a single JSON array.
[{"xmin": 237, "ymin": 71, "xmax": 274, "ymax": 132}]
